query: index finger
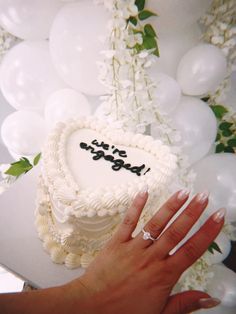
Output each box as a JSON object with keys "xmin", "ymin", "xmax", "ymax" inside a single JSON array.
[{"xmin": 112, "ymin": 190, "xmax": 148, "ymax": 243}]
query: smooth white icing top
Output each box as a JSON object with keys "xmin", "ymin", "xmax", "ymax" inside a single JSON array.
[{"xmin": 41, "ymin": 116, "xmax": 178, "ymax": 220}]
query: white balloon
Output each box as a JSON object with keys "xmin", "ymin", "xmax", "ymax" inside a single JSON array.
[
  {"xmin": 147, "ymin": 0, "xmax": 211, "ymax": 37},
  {"xmin": 170, "ymin": 96, "xmax": 217, "ymax": 164},
  {"xmin": 50, "ymin": 1, "xmax": 109, "ymax": 95},
  {"xmin": 0, "ymin": 41, "xmax": 66, "ymax": 111},
  {"xmin": 207, "ymin": 264, "xmax": 236, "ymax": 308},
  {"xmin": 44, "ymin": 88, "xmax": 91, "ymax": 128},
  {"xmin": 148, "ymin": 72, "xmax": 181, "ymax": 114},
  {"xmin": 207, "ymin": 232, "xmax": 231, "ymax": 264},
  {"xmin": 1, "ymin": 110, "xmax": 47, "ymax": 155},
  {"xmin": 177, "ymin": 44, "xmax": 227, "ymax": 96},
  {"xmin": 192, "ymin": 153, "xmax": 236, "ymax": 222},
  {"xmin": 0, "ymin": 0, "xmax": 62, "ymax": 40}
]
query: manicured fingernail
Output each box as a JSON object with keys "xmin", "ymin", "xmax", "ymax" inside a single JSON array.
[
  {"xmin": 199, "ymin": 297, "xmax": 221, "ymax": 308},
  {"xmin": 139, "ymin": 185, "xmax": 148, "ymax": 197},
  {"xmin": 177, "ymin": 189, "xmax": 189, "ymax": 200},
  {"xmin": 196, "ymin": 191, "xmax": 209, "ymax": 204},
  {"xmin": 213, "ymin": 208, "xmax": 226, "ymax": 223}
]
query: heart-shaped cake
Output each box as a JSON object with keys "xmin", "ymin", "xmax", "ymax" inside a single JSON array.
[{"xmin": 35, "ymin": 116, "xmax": 177, "ymax": 268}]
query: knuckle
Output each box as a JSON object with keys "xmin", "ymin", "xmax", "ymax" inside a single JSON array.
[
  {"xmin": 147, "ymin": 220, "xmax": 162, "ymax": 234},
  {"xmin": 165, "ymin": 202, "xmax": 178, "ymax": 214},
  {"xmin": 184, "ymin": 207, "xmax": 197, "ymax": 220},
  {"xmin": 182, "ymin": 241, "xmax": 200, "ymax": 261},
  {"xmin": 167, "ymin": 227, "xmax": 185, "ymax": 245},
  {"xmin": 122, "ymin": 215, "xmax": 136, "ymax": 228}
]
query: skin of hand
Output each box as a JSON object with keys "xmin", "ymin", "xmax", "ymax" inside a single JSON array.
[
  {"xmin": 65, "ymin": 189, "xmax": 224, "ymax": 314},
  {"xmin": 0, "ymin": 190, "xmax": 224, "ymax": 314}
]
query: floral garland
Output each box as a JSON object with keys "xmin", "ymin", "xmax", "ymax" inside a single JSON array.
[{"xmin": 97, "ymin": 0, "xmax": 195, "ymax": 199}]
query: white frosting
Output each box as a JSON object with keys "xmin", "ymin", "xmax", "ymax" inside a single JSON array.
[{"xmin": 36, "ymin": 116, "xmax": 178, "ymax": 268}]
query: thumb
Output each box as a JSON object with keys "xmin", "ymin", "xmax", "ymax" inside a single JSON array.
[{"xmin": 162, "ymin": 290, "xmax": 221, "ymax": 314}]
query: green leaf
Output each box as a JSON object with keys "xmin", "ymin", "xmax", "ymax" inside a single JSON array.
[
  {"xmin": 215, "ymin": 143, "xmax": 225, "ymax": 153},
  {"xmin": 224, "ymin": 146, "xmax": 235, "ymax": 153},
  {"xmin": 5, "ymin": 163, "xmax": 33, "ymax": 177},
  {"xmin": 138, "ymin": 10, "xmax": 157, "ymax": 20},
  {"xmin": 135, "ymin": 0, "xmax": 145, "ymax": 11},
  {"xmin": 4, "ymin": 157, "xmax": 33, "ymax": 177},
  {"xmin": 227, "ymin": 138, "xmax": 236, "ymax": 147},
  {"xmin": 210, "ymin": 105, "xmax": 228, "ymax": 119},
  {"xmin": 142, "ymin": 34, "xmax": 157, "ymax": 50},
  {"xmin": 219, "ymin": 121, "xmax": 233, "ymax": 131},
  {"xmin": 208, "ymin": 241, "xmax": 222, "ymax": 254},
  {"xmin": 215, "ymin": 133, "xmax": 221, "ymax": 141},
  {"xmin": 128, "ymin": 16, "xmax": 137, "ymax": 26},
  {"xmin": 144, "ymin": 24, "xmax": 157, "ymax": 37},
  {"xmin": 222, "ymin": 129, "xmax": 233, "ymax": 137},
  {"xmin": 33, "ymin": 153, "xmax": 41, "ymax": 166}
]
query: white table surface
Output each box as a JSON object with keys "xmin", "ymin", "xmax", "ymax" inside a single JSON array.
[{"xmin": 0, "ymin": 167, "xmax": 85, "ymax": 289}]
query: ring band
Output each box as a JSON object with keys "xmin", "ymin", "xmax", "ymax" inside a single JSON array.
[{"xmin": 142, "ymin": 228, "xmax": 157, "ymax": 241}]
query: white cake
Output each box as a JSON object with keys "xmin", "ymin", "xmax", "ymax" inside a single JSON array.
[{"xmin": 35, "ymin": 117, "xmax": 177, "ymax": 268}]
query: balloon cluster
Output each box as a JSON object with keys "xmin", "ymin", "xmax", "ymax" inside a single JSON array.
[{"xmin": 0, "ymin": 1, "xmax": 235, "ymax": 309}]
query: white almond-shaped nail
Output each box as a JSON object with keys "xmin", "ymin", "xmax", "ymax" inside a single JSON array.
[
  {"xmin": 213, "ymin": 208, "xmax": 226, "ymax": 223},
  {"xmin": 139, "ymin": 185, "xmax": 148, "ymax": 197},
  {"xmin": 196, "ymin": 191, "xmax": 209, "ymax": 204},
  {"xmin": 177, "ymin": 189, "xmax": 189, "ymax": 200},
  {"xmin": 199, "ymin": 297, "xmax": 221, "ymax": 308}
]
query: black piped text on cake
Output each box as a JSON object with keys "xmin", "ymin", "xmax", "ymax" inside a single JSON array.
[{"xmin": 79, "ymin": 139, "xmax": 151, "ymax": 177}]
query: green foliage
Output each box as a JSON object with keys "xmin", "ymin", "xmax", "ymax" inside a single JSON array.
[
  {"xmin": 208, "ymin": 241, "xmax": 222, "ymax": 254},
  {"xmin": 208, "ymin": 103, "xmax": 236, "ymax": 154},
  {"xmin": 128, "ymin": 16, "xmax": 137, "ymax": 26},
  {"xmin": 215, "ymin": 143, "xmax": 225, "ymax": 153},
  {"xmin": 4, "ymin": 153, "xmax": 41, "ymax": 178},
  {"xmin": 138, "ymin": 10, "xmax": 157, "ymax": 20},
  {"xmin": 33, "ymin": 153, "xmax": 41, "ymax": 166},
  {"xmin": 210, "ymin": 105, "xmax": 228, "ymax": 119},
  {"xmin": 128, "ymin": 2, "xmax": 159, "ymax": 58},
  {"xmin": 135, "ymin": 0, "xmax": 145, "ymax": 11},
  {"xmin": 227, "ymin": 138, "xmax": 236, "ymax": 147}
]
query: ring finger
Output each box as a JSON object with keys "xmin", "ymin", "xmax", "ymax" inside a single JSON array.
[{"xmin": 134, "ymin": 189, "xmax": 190, "ymax": 249}]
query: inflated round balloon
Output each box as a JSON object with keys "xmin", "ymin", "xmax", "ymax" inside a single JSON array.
[
  {"xmin": 148, "ymin": 0, "xmax": 211, "ymax": 36},
  {"xmin": 0, "ymin": 0, "xmax": 62, "ymax": 40},
  {"xmin": 170, "ymin": 96, "xmax": 217, "ymax": 164},
  {"xmin": 1, "ymin": 110, "xmax": 47, "ymax": 155},
  {"xmin": 0, "ymin": 40, "xmax": 66, "ymax": 111},
  {"xmin": 192, "ymin": 153, "xmax": 236, "ymax": 222},
  {"xmin": 50, "ymin": 1, "xmax": 109, "ymax": 95},
  {"xmin": 207, "ymin": 264, "xmax": 236, "ymax": 308},
  {"xmin": 148, "ymin": 72, "xmax": 181, "ymax": 114},
  {"xmin": 44, "ymin": 88, "xmax": 91, "ymax": 128},
  {"xmin": 207, "ymin": 232, "xmax": 231, "ymax": 264},
  {"xmin": 177, "ymin": 44, "xmax": 227, "ymax": 96}
]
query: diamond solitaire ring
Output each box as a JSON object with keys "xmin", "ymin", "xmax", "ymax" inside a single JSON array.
[{"xmin": 142, "ymin": 228, "xmax": 157, "ymax": 241}]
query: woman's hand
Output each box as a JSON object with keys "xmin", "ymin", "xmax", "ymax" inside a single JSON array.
[{"xmin": 66, "ymin": 190, "xmax": 224, "ymax": 314}]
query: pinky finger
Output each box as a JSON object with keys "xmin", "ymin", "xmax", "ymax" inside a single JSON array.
[
  {"xmin": 169, "ymin": 207, "xmax": 226, "ymax": 273},
  {"xmin": 113, "ymin": 190, "xmax": 148, "ymax": 244}
]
